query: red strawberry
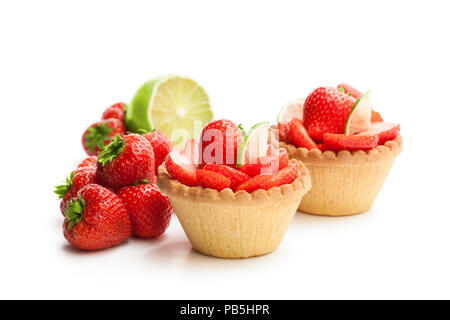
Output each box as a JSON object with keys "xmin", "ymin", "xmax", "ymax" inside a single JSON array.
[
  {"xmin": 74, "ymin": 156, "xmax": 97, "ymax": 175},
  {"xmin": 203, "ymin": 164, "xmax": 250, "ymax": 191},
  {"xmin": 237, "ymin": 163, "xmax": 299, "ymax": 193},
  {"xmin": 323, "ymin": 133, "xmax": 379, "ymax": 151},
  {"xmin": 337, "ymin": 83, "xmax": 362, "ymax": 99},
  {"xmin": 200, "ymin": 119, "xmax": 244, "ymax": 167},
  {"xmin": 55, "ymin": 168, "xmax": 97, "ymax": 216},
  {"xmin": 371, "ymin": 110, "xmax": 384, "ymax": 123},
  {"xmin": 142, "ymin": 131, "xmax": 173, "ymax": 176},
  {"xmin": 315, "ymin": 143, "xmax": 336, "ymax": 152},
  {"xmin": 77, "ymin": 156, "xmax": 97, "ymax": 170},
  {"xmin": 63, "ymin": 184, "xmax": 131, "ymax": 250},
  {"xmin": 303, "ymin": 87, "xmax": 356, "ymax": 141},
  {"xmin": 240, "ymin": 148, "xmax": 289, "ymax": 177},
  {"xmin": 102, "ymin": 102, "xmax": 127, "ymax": 123},
  {"xmin": 165, "ymin": 148, "xmax": 198, "ymax": 186},
  {"xmin": 82, "ymin": 119, "xmax": 125, "ymax": 156},
  {"xmin": 96, "ymin": 134, "xmax": 155, "ymax": 189},
  {"xmin": 117, "ymin": 183, "xmax": 173, "ymax": 238},
  {"xmin": 358, "ymin": 122, "xmax": 400, "ymax": 145},
  {"xmin": 196, "ymin": 169, "xmax": 231, "ymax": 191},
  {"xmin": 278, "ymin": 122, "xmax": 290, "ymax": 143},
  {"xmin": 287, "ymin": 118, "xmax": 317, "ymax": 150}
]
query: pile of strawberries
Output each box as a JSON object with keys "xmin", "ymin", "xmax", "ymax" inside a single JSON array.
[
  {"xmin": 278, "ymin": 84, "xmax": 400, "ymax": 151},
  {"xmin": 55, "ymin": 103, "xmax": 174, "ymax": 251},
  {"xmin": 164, "ymin": 119, "xmax": 299, "ymax": 193}
]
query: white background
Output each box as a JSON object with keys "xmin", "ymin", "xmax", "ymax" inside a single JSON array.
[{"xmin": 1, "ymin": 0, "xmax": 449, "ymax": 299}]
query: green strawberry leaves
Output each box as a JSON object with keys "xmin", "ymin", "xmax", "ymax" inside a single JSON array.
[
  {"xmin": 98, "ymin": 134, "xmax": 126, "ymax": 166},
  {"xmin": 133, "ymin": 179, "xmax": 149, "ymax": 186},
  {"xmin": 65, "ymin": 194, "xmax": 86, "ymax": 230},
  {"xmin": 84, "ymin": 122, "xmax": 114, "ymax": 153},
  {"xmin": 338, "ymin": 86, "xmax": 352, "ymax": 96},
  {"xmin": 54, "ymin": 171, "xmax": 74, "ymax": 199}
]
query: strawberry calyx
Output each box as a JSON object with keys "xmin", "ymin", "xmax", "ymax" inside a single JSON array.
[
  {"xmin": 84, "ymin": 122, "xmax": 114, "ymax": 153},
  {"xmin": 98, "ymin": 135, "xmax": 125, "ymax": 166},
  {"xmin": 65, "ymin": 194, "xmax": 85, "ymax": 230},
  {"xmin": 133, "ymin": 179, "xmax": 149, "ymax": 186},
  {"xmin": 54, "ymin": 171, "xmax": 75, "ymax": 199}
]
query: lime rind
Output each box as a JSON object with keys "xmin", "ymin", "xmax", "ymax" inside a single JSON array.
[
  {"xmin": 345, "ymin": 90, "xmax": 372, "ymax": 135},
  {"xmin": 236, "ymin": 122, "xmax": 270, "ymax": 167},
  {"xmin": 276, "ymin": 98, "xmax": 305, "ymax": 123}
]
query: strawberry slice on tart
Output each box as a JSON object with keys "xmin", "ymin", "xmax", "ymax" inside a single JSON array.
[
  {"xmin": 165, "ymin": 148, "xmax": 198, "ymax": 187},
  {"xmin": 358, "ymin": 122, "xmax": 400, "ymax": 145}
]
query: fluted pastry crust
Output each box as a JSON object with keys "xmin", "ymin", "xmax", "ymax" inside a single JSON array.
[{"xmin": 157, "ymin": 159, "xmax": 311, "ymax": 258}]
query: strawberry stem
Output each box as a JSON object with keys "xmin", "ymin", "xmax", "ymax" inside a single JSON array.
[
  {"xmin": 65, "ymin": 194, "xmax": 85, "ymax": 230},
  {"xmin": 54, "ymin": 171, "xmax": 74, "ymax": 199},
  {"xmin": 98, "ymin": 135, "xmax": 125, "ymax": 166},
  {"xmin": 133, "ymin": 179, "xmax": 149, "ymax": 186},
  {"xmin": 85, "ymin": 122, "xmax": 114, "ymax": 153}
]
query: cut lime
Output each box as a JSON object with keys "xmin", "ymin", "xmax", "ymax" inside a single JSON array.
[
  {"xmin": 126, "ymin": 76, "xmax": 213, "ymax": 148},
  {"xmin": 345, "ymin": 90, "xmax": 372, "ymax": 135},
  {"xmin": 236, "ymin": 122, "xmax": 270, "ymax": 167},
  {"xmin": 276, "ymin": 98, "xmax": 305, "ymax": 123}
]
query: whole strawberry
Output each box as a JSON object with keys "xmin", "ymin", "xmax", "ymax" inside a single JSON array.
[
  {"xmin": 74, "ymin": 156, "xmax": 97, "ymax": 175},
  {"xmin": 55, "ymin": 168, "xmax": 97, "ymax": 216},
  {"xmin": 96, "ymin": 134, "xmax": 155, "ymax": 189},
  {"xmin": 303, "ymin": 87, "xmax": 355, "ymax": 141},
  {"xmin": 200, "ymin": 119, "xmax": 244, "ymax": 167},
  {"xmin": 82, "ymin": 118, "xmax": 125, "ymax": 156},
  {"xmin": 77, "ymin": 156, "xmax": 97, "ymax": 170},
  {"xmin": 102, "ymin": 102, "xmax": 127, "ymax": 123},
  {"xmin": 63, "ymin": 184, "xmax": 131, "ymax": 250},
  {"xmin": 142, "ymin": 131, "xmax": 173, "ymax": 176},
  {"xmin": 117, "ymin": 183, "xmax": 173, "ymax": 238}
]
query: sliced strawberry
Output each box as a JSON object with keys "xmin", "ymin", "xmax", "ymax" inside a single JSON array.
[
  {"xmin": 278, "ymin": 122, "xmax": 289, "ymax": 143},
  {"xmin": 337, "ymin": 83, "xmax": 362, "ymax": 99},
  {"xmin": 183, "ymin": 138, "xmax": 201, "ymax": 165},
  {"xmin": 371, "ymin": 110, "xmax": 384, "ymax": 123},
  {"xmin": 287, "ymin": 119, "xmax": 317, "ymax": 150},
  {"xmin": 358, "ymin": 122, "xmax": 400, "ymax": 145},
  {"xmin": 275, "ymin": 163, "xmax": 299, "ymax": 186},
  {"xmin": 237, "ymin": 164, "xmax": 299, "ymax": 193},
  {"xmin": 240, "ymin": 148, "xmax": 289, "ymax": 177},
  {"xmin": 316, "ymin": 144, "xmax": 328, "ymax": 152},
  {"xmin": 165, "ymin": 149, "xmax": 198, "ymax": 186},
  {"xmin": 203, "ymin": 164, "xmax": 250, "ymax": 191},
  {"xmin": 196, "ymin": 169, "xmax": 231, "ymax": 191},
  {"xmin": 323, "ymin": 133, "xmax": 379, "ymax": 151},
  {"xmin": 236, "ymin": 174, "xmax": 273, "ymax": 193}
]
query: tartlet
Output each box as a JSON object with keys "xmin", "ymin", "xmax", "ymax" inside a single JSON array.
[
  {"xmin": 157, "ymin": 159, "xmax": 311, "ymax": 258},
  {"xmin": 274, "ymin": 84, "xmax": 402, "ymax": 216}
]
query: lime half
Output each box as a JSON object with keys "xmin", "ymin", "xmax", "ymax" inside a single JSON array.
[
  {"xmin": 276, "ymin": 98, "xmax": 305, "ymax": 123},
  {"xmin": 345, "ymin": 91, "xmax": 372, "ymax": 135},
  {"xmin": 126, "ymin": 76, "xmax": 213, "ymax": 148},
  {"xmin": 236, "ymin": 122, "xmax": 270, "ymax": 167}
]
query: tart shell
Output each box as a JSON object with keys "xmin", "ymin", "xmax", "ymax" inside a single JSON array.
[
  {"xmin": 157, "ymin": 159, "xmax": 311, "ymax": 258},
  {"xmin": 272, "ymin": 126, "xmax": 403, "ymax": 216}
]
